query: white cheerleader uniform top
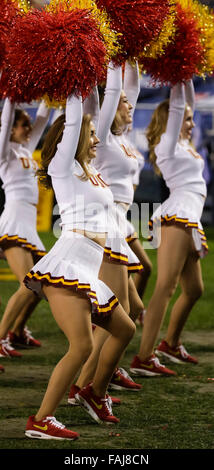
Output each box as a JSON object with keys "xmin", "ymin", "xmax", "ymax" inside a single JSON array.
[
  {"xmin": 48, "ymin": 95, "xmax": 114, "ymax": 233},
  {"xmin": 94, "ymin": 62, "xmax": 140, "ymax": 205},
  {"xmin": 155, "ymin": 80, "xmax": 207, "ymax": 198},
  {"xmin": 0, "ymin": 99, "xmax": 50, "ymax": 205}
]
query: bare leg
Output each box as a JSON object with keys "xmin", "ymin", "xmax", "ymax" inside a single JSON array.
[
  {"xmin": 0, "ymin": 247, "xmax": 37, "ymax": 339},
  {"xmin": 35, "ymin": 286, "xmax": 135, "ymax": 419},
  {"xmin": 128, "ymin": 276, "xmax": 144, "ymax": 322},
  {"xmin": 35, "ymin": 286, "xmax": 94, "ymax": 421},
  {"xmin": 131, "ymin": 239, "xmax": 152, "ymax": 299},
  {"xmin": 11, "ymin": 296, "xmax": 40, "ymax": 336},
  {"xmin": 138, "ymin": 226, "xmax": 191, "ymax": 361},
  {"xmin": 165, "ymin": 250, "xmax": 204, "ymax": 348},
  {"xmin": 76, "ymin": 260, "xmax": 129, "ymax": 389},
  {"xmin": 99, "ymin": 258, "xmax": 130, "ymax": 313},
  {"xmin": 92, "ymin": 305, "xmax": 136, "ymax": 397}
]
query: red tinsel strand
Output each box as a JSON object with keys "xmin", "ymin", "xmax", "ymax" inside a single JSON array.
[
  {"xmin": 96, "ymin": 0, "xmax": 173, "ymax": 64},
  {"xmin": 140, "ymin": 4, "xmax": 205, "ymax": 85},
  {"xmin": 1, "ymin": 7, "xmax": 108, "ymax": 102},
  {"xmin": 0, "ymin": 0, "xmax": 18, "ymax": 69}
]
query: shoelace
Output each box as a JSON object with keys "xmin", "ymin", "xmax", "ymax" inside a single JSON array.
[
  {"xmin": 118, "ymin": 367, "xmax": 133, "ymax": 382},
  {"xmin": 151, "ymin": 356, "xmax": 163, "ymax": 367},
  {"xmin": 106, "ymin": 394, "xmax": 113, "ymax": 407},
  {"xmin": 178, "ymin": 345, "xmax": 188, "ymax": 358},
  {"xmin": 23, "ymin": 327, "xmax": 33, "ymax": 343},
  {"xmin": 4, "ymin": 337, "xmax": 15, "ymax": 351},
  {"xmin": 44, "ymin": 416, "xmax": 65, "ymax": 429},
  {"xmin": 0, "ymin": 339, "xmax": 10, "ymax": 355},
  {"xmin": 102, "ymin": 397, "xmax": 113, "ymax": 416}
]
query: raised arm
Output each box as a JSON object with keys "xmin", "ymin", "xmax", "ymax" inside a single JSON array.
[
  {"xmin": 158, "ymin": 83, "xmax": 185, "ymax": 157},
  {"xmin": 123, "ymin": 61, "xmax": 140, "ymax": 121},
  {"xmin": 83, "ymin": 87, "xmax": 99, "ymax": 131},
  {"xmin": 27, "ymin": 101, "xmax": 51, "ymax": 154},
  {"xmin": 185, "ymin": 79, "xmax": 195, "ymax": 114},
  {"xmin": 48, "ymin": 94, "xmax": 82, "ymax": 178},
  {"xmin": 97, "ymin": 62, "xmax": 122, "ymax": 143},
  {"xmin": 0, "ymin": 98, "xmax": 15, "ymax": 164}
]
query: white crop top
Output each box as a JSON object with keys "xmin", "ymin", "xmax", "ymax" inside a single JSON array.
[
  {"xmin": 48, "ymin": 95, "xmax": 114, "ymax": 233},
  {"xmin": 0, "ymin": 99, "xmax": 50, "ymax": 204},
  {"xmin": 155, "ymin": 81, "xmax": 207, "ymax": 198},
  {"xmin": 94, "ymin": 62, "xmax": 140, "ymax": 204}
]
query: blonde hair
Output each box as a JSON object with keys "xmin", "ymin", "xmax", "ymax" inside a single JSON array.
[
  {"xmin": 146, "ymin": 100, "xmax": 169, "ymax": 175},
  {"xmin": 37, "ymin": 113, "xmax": 92, "ymax": 188},
  {"xmin": 111, "ymin": 109, "xmax": 124, "ymax": 135},
  {"xmin": 147, "ymin": 100, "xmax": 190, "ymax": 175}
]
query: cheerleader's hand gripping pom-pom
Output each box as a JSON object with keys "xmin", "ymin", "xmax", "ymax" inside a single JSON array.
[
  {"xmin": 96, "ymin": 0, "xmax": 175, "ymax": 64},
  {"xmin": 140, "ymin": 3, "xmax": 205, "ymax": 86},
  {"xmin": 0, "ymin": 7, "xmax": 108, "ymax": 103}
]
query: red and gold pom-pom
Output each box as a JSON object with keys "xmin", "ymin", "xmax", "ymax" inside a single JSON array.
[
  {"xmin": 0, "ymin": 0, "xmax": 19, "ymax": 69},
  {"xmin": 0, "ymin": 7, "xmax": 108, "ymax": 103},
  {"xmin": 140, "ymin": 3, "xmax": 205, "ymax": 85},
  {"xmin": 177, "ymin": 0, "xmax": 214, "ymax": 76},
  {"xmin": 96, "ymin": 0, "xmax": 175, "ymax": 63}
]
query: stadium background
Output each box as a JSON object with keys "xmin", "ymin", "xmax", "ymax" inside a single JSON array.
[{"xmin": 1, "ymin": 0, "xmax": 214, "ymax": 233}]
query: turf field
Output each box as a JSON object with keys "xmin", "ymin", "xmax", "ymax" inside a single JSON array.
[{"xmin": 0, "ymin": 228, "xmax": 214, "ymax": 451}]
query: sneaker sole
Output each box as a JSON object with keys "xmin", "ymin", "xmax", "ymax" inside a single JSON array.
[
  {"xmin": 25, "ymin": 430, "xmax": 78, "ymax": 440},
  {"xmin": 155, "ymin": 349, "xmax": 187, "ymax": 364},
  {"xmin": 67, "ymin": 398, "xmax": 79, "ymax": 406},
  {"xmin": 108, "ymin": 383, "xmax": 141, "ymax": 391},
  {"xmin": 75, "ymin": 395, "xmax": 115, "ymax": 425},
  {"xmin": 130, "ymin": 367, "xmax": 161, "ymax": 377}
]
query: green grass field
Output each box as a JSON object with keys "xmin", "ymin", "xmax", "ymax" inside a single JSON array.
[{"xmin": 0, "ymin": 228, "xmax": 214, "ymax": 451}]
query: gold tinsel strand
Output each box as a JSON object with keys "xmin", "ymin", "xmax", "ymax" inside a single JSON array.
[
  {"xmin": 17, "ymin": 0, "xmax": 31, "ymax": 13},
  {"xmin": 44, "ymin": 0, "xmax": 121, "ymax": 108},
  {"xmin": 177, "ymin": 0, "xmax": 214, "ymax": 75},
  {"xmin": 143, "ymin": 0, "xmax": 177, "ymax": 59},
  {"xmin": 43, "ymin": 94, "xmax": 66, "ymax": 109}
]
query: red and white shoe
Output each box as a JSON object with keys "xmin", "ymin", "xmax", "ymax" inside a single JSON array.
[
  {"xmin": 75, "ymin": 384, "xmax": 120, "ymax": 424},
  {"xmin": 25, "ymin": 415, "xmax": 79, "ymax": 440},
  {"xmin": 155, "ymin": 340, "xmax": 198, "ymax": 365},
  {"xmin": 108, "ymin": 395, "xmax": 121, "ymax": 406},
  {"xmin": 8, "ymin": 328, "xmax": 41, "ymax": 349},
  {"xmin": 68, "ymin": 384, "xmax": 121, "ymax": 406},
  {"xmin": 109, "ymin": 367, "xmax": 142, "ymax": 391},
  {"xmin": 0, "ymin": 338, "xmax": 22, "ymax": 358},
  {"xmin": 130, "ymin": 354, "xmax": 176, "ymax": 377},
  {"xmin": 68, "ymin": 384, "xmax": 81, "ymax": 406},
  {"xmin": 0, "ymin": 364, "xmax": 5, "ymax": 373}
]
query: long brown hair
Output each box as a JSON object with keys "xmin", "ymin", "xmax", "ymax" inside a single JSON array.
[
  {"xmin": 146, "ymin": 100, "xmax": 169, "ymax": 175},
  {"xmin": 37, "ymin": 113, "xmax": 92, "ymax": 189}
]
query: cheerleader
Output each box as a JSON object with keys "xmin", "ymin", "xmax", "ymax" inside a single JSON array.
[
  {"xmin": 0, "ymin": 99, "xmax": 49, "ymax": 360},
  {"xmin": 130, "ymin": 79, "xmax": 207, "ymax": 377},
  {"xmin": 68, "ymin": 62, "xmax": 144, "ymax": 399},
  {"xmin": 122, "ymin": 68, "xmax": 153, "ymax": 322},
  {"xmin": 24, "ymin": 94, "xmax": 136, "ymax": 439}
]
